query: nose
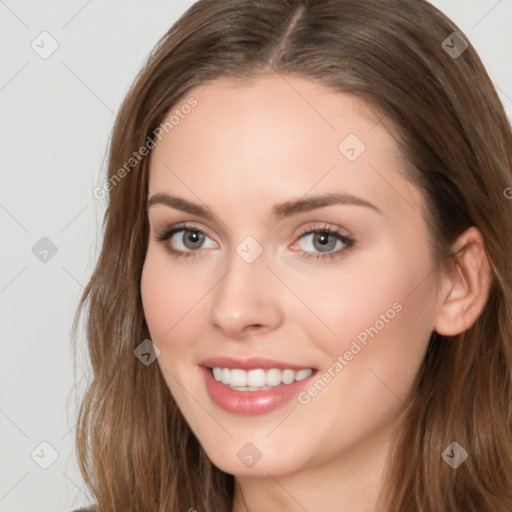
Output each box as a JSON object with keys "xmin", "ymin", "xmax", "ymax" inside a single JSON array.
[{"xmin": 206, "ymin": 249, "xmax": 283, "ymax": 339}]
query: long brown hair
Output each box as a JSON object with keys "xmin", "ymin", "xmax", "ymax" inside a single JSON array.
[{"xmin": 73, "ymin": 0, "xmax": 512, "ymax": 510}]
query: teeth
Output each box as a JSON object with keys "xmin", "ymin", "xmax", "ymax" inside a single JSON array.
[
  {"xmin": 212, "ymin": 367, "xmax": 222, "ymax": 381},
  {"xmin": 211, "ymin": 367, "xmax": 313, "ymax": 389},
  {"xmin": 247, "ymin": 369, "xmax": 266, "ymax": 387},
  {"xmin": 230, "ymin": 369, "xmax": 247, "ymax": 387},
  {"xmin": 295, "ymin": 369, "xmax": 312, "ymax": 382},
  {"xmin": 266, "ymin": 368, "xmax": 282, "ymax": 386},
  {"xmin": 282, "ymin": 369, "xmax": 295, "ymax": 384}
]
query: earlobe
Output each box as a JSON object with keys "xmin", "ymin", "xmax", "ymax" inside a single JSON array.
[{"xmin": 433, "ymin": 226, "xmax": 492, "ymax": 336}]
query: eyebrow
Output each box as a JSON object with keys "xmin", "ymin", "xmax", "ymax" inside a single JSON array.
[{"xmin": 147, "ymin": 192, "xmax": 382, "ymax": 220}]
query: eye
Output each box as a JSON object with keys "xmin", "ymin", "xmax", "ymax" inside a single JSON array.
[
  {"xmin": 153, "ymin": 222, "xmax": 355, "ymax": 262},
  {"xmin": 153, "ymin": 223, "xmax": 216, "ymax": 258},
  {"xmin": 291, "ymin": 223, "xmax": 355, "ymax": 261}
]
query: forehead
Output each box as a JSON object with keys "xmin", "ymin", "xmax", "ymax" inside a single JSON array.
[{"xmin": 147, "ymin": 75, "xmax": 421, "ymax": 221}]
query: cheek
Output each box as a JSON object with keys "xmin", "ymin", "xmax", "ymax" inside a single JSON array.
[
  {"xmin": 295, "ymin": 241, "xmax": 436, "ymax": 386},
  {"xmin": 140, "ymin": 251, "xmax": 205, "ymax": 342},
  {"xmin": 290, "ymin": 250, "xmax": 422, "ymax": 342},
  {"xmin": 289, "ymin": 261, "xmax": 435, "ymax": 461},
  {"xmin": 140, "ymin": 257, "xmax": 172, "ymax": 340},
  {"xmin": 140, "ymin": 253, "xmax": 203, "ymax": 401},
  {"xmin": 329, "ymin": 251, "xmax": 435, "ymax": 396}
]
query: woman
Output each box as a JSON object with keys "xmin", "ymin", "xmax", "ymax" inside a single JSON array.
[{"xmin": 73, "ymin": 0, "xmax": 512, "ymax": 510}]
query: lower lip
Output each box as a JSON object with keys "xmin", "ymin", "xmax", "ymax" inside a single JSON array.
[{"xmin": 201, "ymin": 366, "xmax": 316, "ymax": 415}]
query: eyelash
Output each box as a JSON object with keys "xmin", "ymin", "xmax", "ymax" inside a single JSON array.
[{"xmin": 153, "ymin": 222, "xmax": 355, "ymax": 262}]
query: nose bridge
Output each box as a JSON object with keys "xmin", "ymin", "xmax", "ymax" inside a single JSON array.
[{"xmin": 207, "ymin": 244, "xmax": 282, "ymax": 336}]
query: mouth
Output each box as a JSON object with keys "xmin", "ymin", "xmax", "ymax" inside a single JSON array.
[
  {"xmin": 208, "ymin": 366, "xmax": 315, "ymax": 391},
  {"xmin": 199, "ymin": 357, "xmax": 318, "ymax": 415}
]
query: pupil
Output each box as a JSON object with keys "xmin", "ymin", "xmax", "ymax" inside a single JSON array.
[
  {"xmin": 314, "ymin": 232, "xmax": 336, "ymax": 252},
  {"xmin": 185, "ymin": 231, "xmax": 203, "ymax": 249}
]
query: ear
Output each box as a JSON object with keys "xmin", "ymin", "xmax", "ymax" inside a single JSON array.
[{"xmin": 433, "ymin": 226, "xmax": 492, "ymax": 336}]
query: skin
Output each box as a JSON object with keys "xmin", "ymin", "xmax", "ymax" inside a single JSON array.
[{"xmin": 140, "ymin": 75, "xmax": 490, "ymax": 511}]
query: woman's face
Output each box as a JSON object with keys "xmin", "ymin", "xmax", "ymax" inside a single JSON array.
[{"xmin": 141, "ymin": 75, "xmax": 441, "ymax": 477}]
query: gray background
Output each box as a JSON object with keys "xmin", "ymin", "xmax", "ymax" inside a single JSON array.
[{"xmin": 1, "ymin": 1, "xmax": 511, "ymax": 511}]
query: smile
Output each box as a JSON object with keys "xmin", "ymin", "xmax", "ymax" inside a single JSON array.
[
  {"xmin": 211, "ymin": 367, "xmax": 313, "ymax": 391},
  {"xmin": 201, "ymin": 364, "xmax": 317, "ymax": 415}
]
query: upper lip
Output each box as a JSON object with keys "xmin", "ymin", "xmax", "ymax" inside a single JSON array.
[{"xmin": 200, "ymin": 356, "xmax": 316, "ymax": 371}]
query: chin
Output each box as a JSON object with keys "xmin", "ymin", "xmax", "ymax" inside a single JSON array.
[{"xmin": 197, "ymin": 434, "xmax": 314, "ymax": 478}]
